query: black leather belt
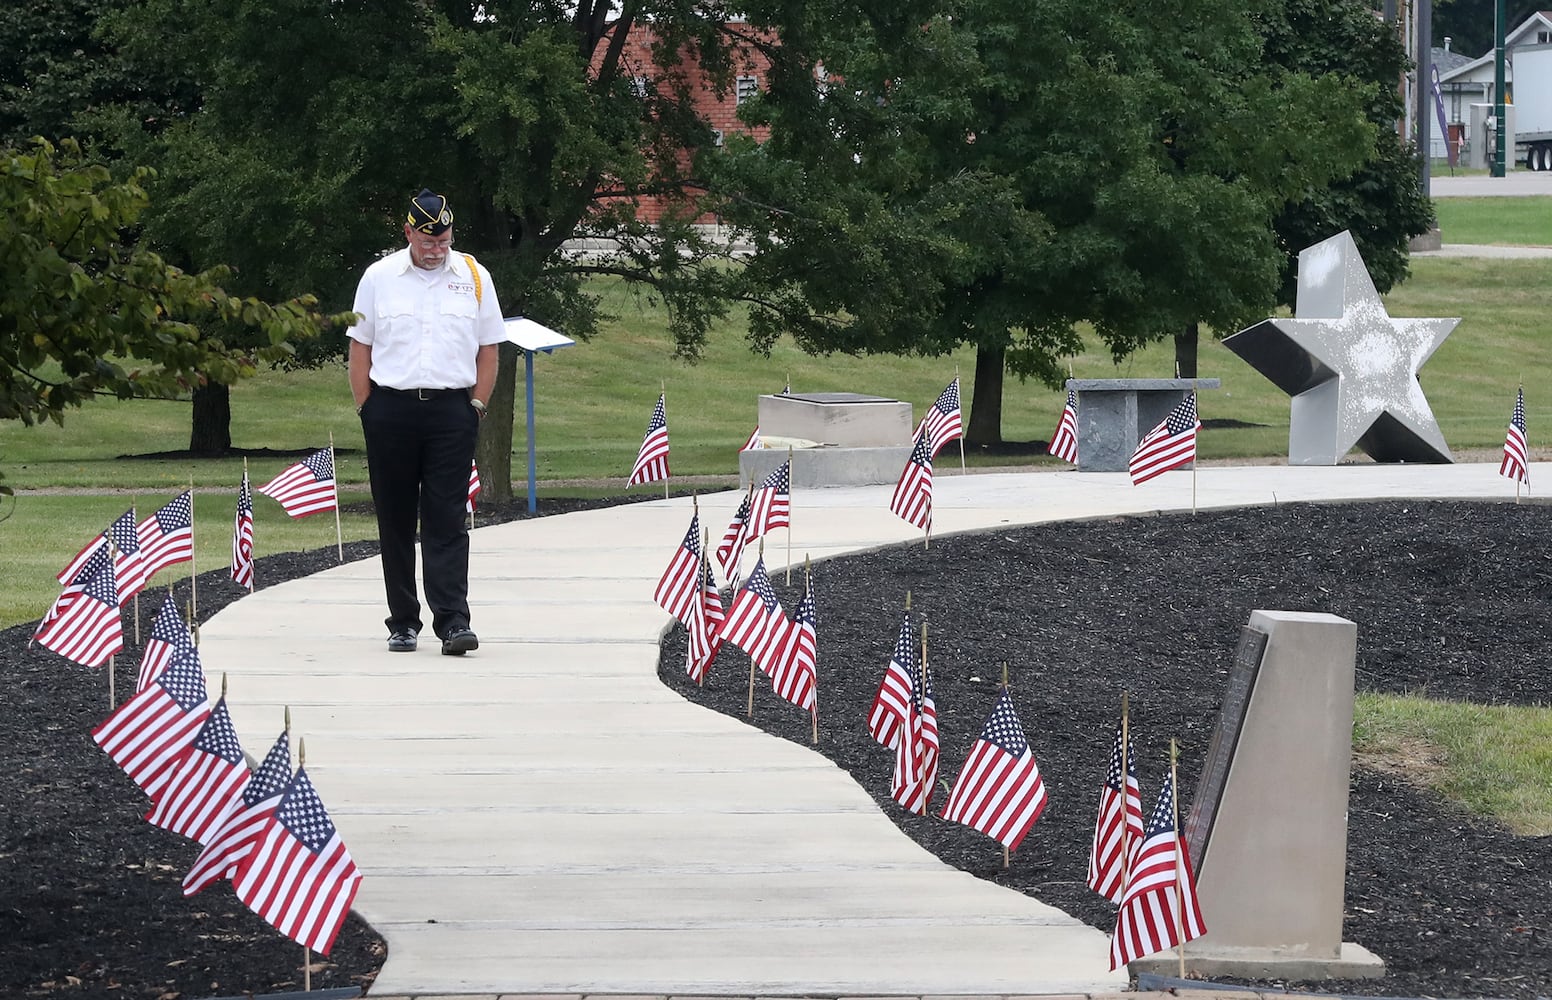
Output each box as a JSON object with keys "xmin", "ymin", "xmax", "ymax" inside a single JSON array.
[{"xmin": 373, "ymin": 384, "xmax": 469, "ymax": 400}]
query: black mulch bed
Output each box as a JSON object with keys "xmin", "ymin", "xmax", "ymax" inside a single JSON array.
[
  {"xmin": 659, "ymin": 499, "xmax": 1552, "ymax": 1000},
  {"xmin": 5, "ymin": 494, "xmax": 1550, "ymax": 998}
]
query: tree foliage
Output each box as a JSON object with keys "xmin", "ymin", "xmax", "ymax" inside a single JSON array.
[
  {"xmin": 93, "ymin": 0, "xmax": 765, "ymax": 495},
  {"xmin": 0, "ymin": 139, "xmax": 351, "ymax": 486},
  {"xmin": 1263, "ymin": 0, "xmax": 1432, "ymax": 307},
  {"xmin": 709, "ymin": 0, "xmax": 1377, "ymax": 442}
]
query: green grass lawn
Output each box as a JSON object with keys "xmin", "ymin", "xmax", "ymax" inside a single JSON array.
[{"xmin": 1433, "ymin": 196, "xmax": 1552, "ymax": 245}]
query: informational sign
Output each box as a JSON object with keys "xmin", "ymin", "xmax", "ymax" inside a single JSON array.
[{"xmin": 1184, "ymin": 623, "xmax": 1268, "ymax": 870}]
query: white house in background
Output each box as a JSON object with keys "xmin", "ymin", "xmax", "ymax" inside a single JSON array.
[{"xmin": 1434, "ymin": 10, "xmax": 1552, "ymax": 157}]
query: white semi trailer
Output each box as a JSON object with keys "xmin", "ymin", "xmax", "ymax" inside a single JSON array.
[{"xmin": 1513, "ymin": 44, "xmax": 1552, "ymax": 169}]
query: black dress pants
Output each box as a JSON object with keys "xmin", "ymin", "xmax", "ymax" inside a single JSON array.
[{"xmin": 359, "ymin": 387, "xmax": 479, "ymax": 639}]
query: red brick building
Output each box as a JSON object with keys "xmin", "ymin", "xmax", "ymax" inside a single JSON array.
[{"xmin": 594, "ymin": 19, "xmax": 776, "ymax": 223}]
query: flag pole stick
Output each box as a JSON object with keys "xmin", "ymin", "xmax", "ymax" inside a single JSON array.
[
  {"xmin": 661, "ymin": 382, "xmax": 669, "ymax": 501},
  {"xmin": 107, "ymin": 535, "xmax": 121, "ymax": 709},
  {"xmin": 955, "ymin": 370, "xmax": 966, "ymax": 475},
  {"xmin": 332, "ymin": 431, "xmax": 347, "ymax": 562},
  {"xmin": 243, "ymin": 458, "xmax": 255, "ymax": 591},
  {"xmin": 697, "ymin": 523, "xmax": 711, "ymax": 688},
  {"xmin": 132, "ymin": 496, "xmax": 142, "ymax": 646},
  {"xmin": 806, "ymin": 556, "xmax": 818, "ymax": 744},
  {"xmin": 747, "ymin": 538, "xmax": 765, "ymax": 718},
  {"xmin": 1119, "ymin": 690, "xmax": 1132, "ymax": 897},
  {"xmin": 1001, "ymin": 660, "xmax": 1010, "ymax": 870},
  {"xmin": 1171, "ymin": 737, "xmax": 1186, "ymax": 978},
  {"xmin": 786, "ymin": 447, "xmax": 794, "ymax": 585},
  {"xmin": 186, "ymin": 476, "xmax": 199, "ymax": 626}
]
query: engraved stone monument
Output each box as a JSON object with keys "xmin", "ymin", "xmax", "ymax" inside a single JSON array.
[
  {"xmin": 1134, "ymin": 610, "xmax": 1385, "ymax": 980},
  {"xmin": 740, "ymin": 393, "xmax": 914, "ymax": 488},
  {"xmin": 1067, "ymin": 378, "xmax": 1221, "ymax": 473},
  {"xmin": 1223, "ymin": 230, "xmax": 1459, "ymax": 465}
]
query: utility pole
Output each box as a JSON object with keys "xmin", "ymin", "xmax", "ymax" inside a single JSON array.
[
  {"xmin": 1416, "ymin": 0, "xmax": 1433, "ymax": 192},
  {"xmin": 1493, "ymin": 0, "xmax": 1508, "ymax": 176}
]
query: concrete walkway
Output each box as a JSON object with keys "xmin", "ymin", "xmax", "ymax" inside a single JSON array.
[{"xmin": 198, "ymin": 463, "xmax": 1541, "ymax": 999}]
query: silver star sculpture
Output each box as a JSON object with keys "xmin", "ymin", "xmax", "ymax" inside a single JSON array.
[{"xmin": 1223, "ymin": 230, "xmax": 1458, "ymax": 465}]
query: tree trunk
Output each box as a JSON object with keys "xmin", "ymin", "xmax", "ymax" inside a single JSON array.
[
  {"xmin": 964, "ymin": 344, "xmax": 1005, "ymax": 447},
  {"xmin": 189, "ymin": 382, "xmax": 232, "ymax": 456},
  {"xmin": 1174, "ymin": 322, "xmax": 1199, "ymax": 379},
  {"xmin": 477, "ymin": 342, "xmax": 521, "ymax": 503}
]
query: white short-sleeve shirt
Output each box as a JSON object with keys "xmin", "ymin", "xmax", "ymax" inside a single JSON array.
[{"xmin": 349, "ymin": 247, "xmax": 506, "ymax": 390}]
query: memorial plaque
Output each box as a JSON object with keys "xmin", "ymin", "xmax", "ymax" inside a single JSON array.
[{"xmin": 1184, "ymin": 624, "xmax": 1268, "ymax": 870}]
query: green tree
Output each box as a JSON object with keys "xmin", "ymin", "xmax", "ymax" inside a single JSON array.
[
  {"xmin": 0, "ymin": 139, "xmax": 350, "ymax": 491},
  {"xmin": 0, "ymin": 0, "xmax": 197, "ymax": 148},
  {"xmin": 712, "ymin": 0, "xmax": 1373, "ymax": 444},
  {"xmin": 1263, "ymin": 0, "xmax": 1433, "ymax": 309},
  {"xmin": 100, "ymin": 0, "xmax": 760, "ymax": 498}
]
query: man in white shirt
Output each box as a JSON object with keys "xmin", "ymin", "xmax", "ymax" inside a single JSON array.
[{"xmin": 348, "ymin": 189, "xmax": 505, "ymax": 655}]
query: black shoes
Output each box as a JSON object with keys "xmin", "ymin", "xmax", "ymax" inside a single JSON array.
[
  {"xmin": 441, "ymin": 626, "xmax": 479, "ymax": 656},
  {"xmin": 387, "ymin": 629, "xmax": 418, "ymax": 653}
]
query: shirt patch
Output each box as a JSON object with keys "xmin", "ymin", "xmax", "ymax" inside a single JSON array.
[{"xmin": 447, "ymin": 281, "xmax": 476, "ymax": 296}]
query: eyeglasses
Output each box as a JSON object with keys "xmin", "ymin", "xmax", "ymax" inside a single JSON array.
[{"xmin": 411, "ymin": 233, "xmax": 454, "ymax": 250}]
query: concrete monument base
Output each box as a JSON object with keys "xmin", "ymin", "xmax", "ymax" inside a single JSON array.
[
  {"xmin": 740, "ymin": 445, "xmax": 911, "ymax": 489},
  {"xmin": 744, "ymin": 391, "xmax": 915, "ymax": 487},
  {"xmin": 1131, "ymin": 941, "xmax": 1386, "ymax": 980}
]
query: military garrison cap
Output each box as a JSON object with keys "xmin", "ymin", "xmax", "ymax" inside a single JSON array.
[{"xmin": 407, "ymin": 188, "xmax": 453, "ymax": 234}]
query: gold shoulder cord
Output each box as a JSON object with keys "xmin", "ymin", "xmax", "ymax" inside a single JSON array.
[{"xmin": 461, "ymin": 253, "xmax": 483, "ymax": 306}]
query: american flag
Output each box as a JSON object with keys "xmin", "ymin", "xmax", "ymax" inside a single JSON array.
[
  {"xmin": 183, "ymin": 730, "xmax": 291, "ymax": 896},
  {"xmin": 92, "ymin": 645, "xmax": 210, "ymax": 801},
  {"xmin": 770, "ymin": 570, "xmax": 817, "ymax": 712},
  {"xmin": 889, "ymin": 430, "xmax": 933, "ymax": 530},
  {"xmin": 922, "ymin": 378, "xmax": 963, "ymax": 458},
  {"xmin": 941, "ymin": 688, "xmax": 1048, "ymax": 849},
  {"xmin": 685, "ymin": 558, "xmax": 726, "ymax": 684},
  {"xmin": 138, "ymin": 594, "xmax": 194, "ymax": 692},
  {"xmin": 146, "ymin": 696, "xmax": 250, "ymax": 846},
  {"xmin": 747, "ymin": 460, "xmax": 791, "ymax": 540},
  {"xmin": 1500, "ymin": 387, "xmax": 1530, "ymax": 486},
  {"xmin": 891, "ymin": 641, "xmax": 939, "ymax": 815},
  {"xmin": 628, "ymin": 393, "xmax": 670, "ymax": 486},
  {"xmin": 719, "ymin": 558, "xmax": 800, "ymax": 680},
  {"xmin": 1049, "ymin": 388, "xmax": 1079, "ymax": 464},
  {"xmin": 138, "ymin": 491, "xmax": 195, "ymax": 582},
  {"xmin": 58, "ymin": 508, "xmax": 146, "ymax": 599},
  {"xmin": 232, "ymin": 766, "xmax": 363, "ymax": 955},
  {"xmin": 40, "ymin": 540, "xmax": 110, "ymax": 627},
  {"xmin": 466, "ymin": 460, "xmax": 481, "ymax": 514},
  {"xmin": 653, "ymin": 512, "xmax": 702, "ymax": 622},
  {"xmin": 1088, "ymin": 722, "xmax": 1145, "ymax": 902},
  {"xmin": 1110, "ymin": 771, "xmax": 1207, "ymax": 969},
  {"xmin": 741, "ymin": 426, "xmax": 763, "ymax": 452},
  {"xmin": 34, "ymin": 547, "xmax": 124, "ymax": 667},
  {"xmin": 781, "ymin": 379, "xmax": 791, "ymax": 395},
  {"xmin": 867, "ymin": 611, "xmax": 914, "ymax": 750},
  {"xmin": 1129, "ymin": 394, "xmax": 1201, "ymax": 485},
  {"xmin": 232, "ymin": 472, "xmax": 255, "ymax": 590},
  {"xmin": 259, "ymin": 449, "xmax": 337, "ymax": 518},
  {"xmin": 716, "ymin": 494, "xmax": 751, "ymax": 582}
]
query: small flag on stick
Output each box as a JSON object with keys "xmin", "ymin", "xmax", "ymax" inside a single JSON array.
[
  {"xmin": 941, "ymin": 687, "xmax": 1048, "ymax": 851},
  {"xmin": 1500, "ymin": 387, "xmax": 1530, "ymax": 488},
  {"xmin": 1049, "ymin": 388, "xmax": 1079, "ymax": 464},
  {"xmin": 1129, "ymin": 395, "xmax": 1200, "ymax": 485},
  {"xmin": 232, "ymin": 470, "xmax": 255, "ymax": 590},
  {"xmin": 628, "ymin": 394, "xmax": 670, "ymax": 486},
  {"xmin": 259, "ymin": 449, "xmax": 337, "ymax": 518}
]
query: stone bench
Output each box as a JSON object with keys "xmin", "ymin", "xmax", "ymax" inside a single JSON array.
[
  {"xmin": 739, "ymin": 392, "xmax": 913, "ymax": 488},
  {"xmin": 1068, "ymin": 377, "xmax": 1221, "ymax": 473}
]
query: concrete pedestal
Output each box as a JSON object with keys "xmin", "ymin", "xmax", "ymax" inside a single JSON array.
[
  {"xmin": 745, "ymin": 392, "xmax": 915, "ymax": 487},
  {"xmin": 1069, "ymin": 378, "xmax": 1221, "ymax": 472}
]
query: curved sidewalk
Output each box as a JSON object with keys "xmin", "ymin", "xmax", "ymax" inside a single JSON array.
[{"xmin": 197, "ymin": 463, "xmax": 1537, "ymax": 998}]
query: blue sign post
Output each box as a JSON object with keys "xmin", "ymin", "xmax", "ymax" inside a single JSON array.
[{"xmin": 503, "ymin": 318, "xmax": 575, "ymax": 513}]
